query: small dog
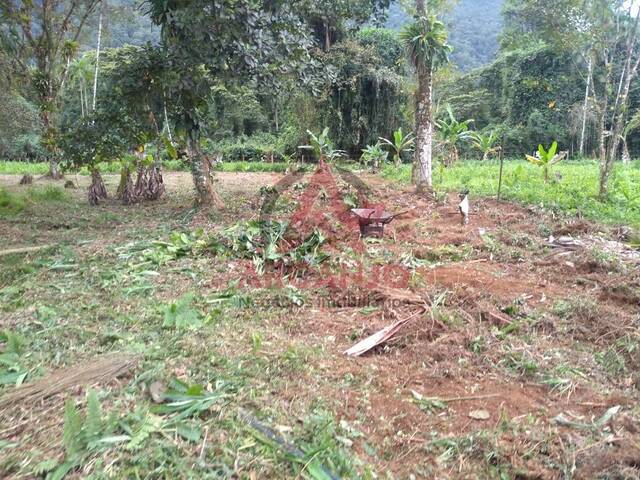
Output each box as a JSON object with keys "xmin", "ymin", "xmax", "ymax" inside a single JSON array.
[{"xmin": 458, "ymin": 189, "xmax": 470, "ymax": 226}]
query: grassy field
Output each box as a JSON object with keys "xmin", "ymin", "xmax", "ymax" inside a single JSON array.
[
  {"xmin": 0, "ymin": 160, "xmax": 299, "ymax": 175},
  {"xmin": 383, "ymin": 159, "xmax": 640, "ymax": 228},
  {"xmin": 1, "ymin": 171, "xmax": 639, "ymax": 478},
  {"xmin": 5, "ymin": 158, "xmax": 638, "ymax": 228}
]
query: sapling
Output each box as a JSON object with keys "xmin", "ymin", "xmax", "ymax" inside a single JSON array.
[{"xmin": 525, "ymin": 142, "xmax": 566, "ymax": 182}]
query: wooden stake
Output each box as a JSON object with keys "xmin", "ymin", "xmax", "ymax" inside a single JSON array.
[{"xmin": 497, "ymin": 145, "xmax": 505, "ymax": 202}]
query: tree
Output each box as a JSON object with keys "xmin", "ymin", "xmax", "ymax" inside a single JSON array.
[
  {"xmin": 67, "ymin": 54, "xmax": 94, "ymax": 119},
  {"xmin": 0, "ymin": 0, "xmax": 101, "ymax": 178},
  {"xmin": 146, "ymin": 0, "xmax": 317, "ymax": 208},
  {"xmin": 361, "ymin": 142, "xmax": 388, "ymax": 172},
  {"xmin": 302, "ymin": 0, "xmax": 391, "ymax": 51},
  {"xmin": 60, "ymin": 45, "xmax": 169, "ymax": 205},
  {"xmin": 317, "ymin": 29, "xmax": 408, "ymax": 155},
  {"xmin": 598, "ymin": 7, "xmax": 640, "ymax": 195},
  {"xmin": 306, "ymin": 128, "xmax": 346, "ymax": 162},
  {"xmin": 400, "ymin": 2, "xmax": 452, "ymax": 192},
  {"xmin": 525, "ymin": 141, "xmax": 566, "ymax": 182},
  {"xmin": 621, "ymin": 110, "xmax": 640, "ymax": 164}
]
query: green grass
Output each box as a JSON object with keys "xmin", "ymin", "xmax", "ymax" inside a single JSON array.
[
  {"xmin": 382, "ymin": 159, "xmax": 640, "ymax": 227},
  {"xmin": 0, "ymin": 160, "xmax": 295, "ymax": 175},
  {"xmin": 215, "ymin": 161, "xmax": 301, "ymax": 173},
  {"xmin": 0, "ymin": 186, "xmax": 68, "ymax": 216},
  {"xmin": 0, "ymin": 161, "xmax": 50, "ymax": 175},
  {"xmin": 27, "ymin": 186, "xmax": 69, "ymax": 202}
]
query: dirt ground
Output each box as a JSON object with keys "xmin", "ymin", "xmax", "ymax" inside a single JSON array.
[{"xmin": 1, "ymin": 169, "xmax": 640, "ymax": 479}]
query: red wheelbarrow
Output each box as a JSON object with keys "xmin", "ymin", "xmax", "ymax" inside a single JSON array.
[{"xmin": 351, "ymin": 208, "xmax": 406, "ymax": 238}]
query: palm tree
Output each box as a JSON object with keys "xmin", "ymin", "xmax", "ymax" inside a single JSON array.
[
  {"xmin": 68, "ymin": 54, "xmax": 94, "ymax": 118},
  {"xmin": 471, "ymin": 131, "xmax": 501, "ymax": 161},
  {"xmin": 400, "ymin": 2, "xmax": 452, "ymax": 192},
  {"xmin": 379, "ymin": 128, "xmax": 415, "ymax": 167},
  {"xmin": 436, "ymin": 105, "xmax": 473, "ymax": 165}
]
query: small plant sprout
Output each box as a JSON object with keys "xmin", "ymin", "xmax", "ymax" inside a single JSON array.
[
  {"xmin": 379, "ymin": 128, "xmax": 415, "ymax": 166},
  {"xmin": 525, "ymin": 142, "xmax": 566, "ymax": 182}
]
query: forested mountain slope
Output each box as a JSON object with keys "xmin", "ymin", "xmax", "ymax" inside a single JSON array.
[
  {"xmin": 386, "ymin": 0, "xmax": 504, "ymax": 71},
  {"xmin": 82, "ymin": 0, "xmax": 503, "ymax": 71}
]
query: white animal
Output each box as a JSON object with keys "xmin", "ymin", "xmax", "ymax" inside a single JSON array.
[{"xmin": 458, "ymin": 190, "xmax": 469, "ymax": 226}]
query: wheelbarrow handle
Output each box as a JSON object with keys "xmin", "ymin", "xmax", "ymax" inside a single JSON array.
[{"xmin": 388, "ymin": 210, "xmax": 409, "ymax": 221}]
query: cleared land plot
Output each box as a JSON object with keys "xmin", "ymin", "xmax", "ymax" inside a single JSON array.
[{"xmin": 1, "ymin": 170, "xmax": 640, "ymax": 479}]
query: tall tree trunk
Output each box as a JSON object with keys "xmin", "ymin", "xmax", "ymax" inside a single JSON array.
[
  {"xmin": 324, "ymin": 22, "xmax": 331, "ymax": 51},
  {"xmin": 413, "ymin": 68, "xmax": 434, "ymax": 192},
  {"xmin": 412, "ymin": 0, "xmax": 433, "ymax": 192},
  {"xmin": 622, "ymin": 138, "xmax": 631, "ymax": 165},
  {"xmin": 43, "ymin": 108, "xmax": 63, "ymax": 179},
  {"xmin": 84, "ymin": 82, "xmax": 89, "ymax": 115},
  {"xmin": 187, "ymin": 129, "xmax": 224, "ymax": 208},
  {"xmin": 92, "ymin": 2, "xmax": 103, "ymax": 112},
  {"xmin": 598, "ymin": 54, "xmax": 612, "ymax": 196},
  {"xmin": 163, "ymin": 98, "xmax": 172, "ymax": 143},
  {"xmin": 579, "ymin": 57, "xmax": 592, "ymax": 157}
]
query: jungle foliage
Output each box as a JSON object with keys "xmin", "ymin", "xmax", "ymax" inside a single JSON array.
[{"xmin": 1, "ymin": 0, "xmax": 638, "ymax": 207}]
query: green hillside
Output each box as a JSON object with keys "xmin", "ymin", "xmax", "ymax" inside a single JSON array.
[{"xmin": 386, "ymin": 0, "xmax": 504, "ymax": 71}]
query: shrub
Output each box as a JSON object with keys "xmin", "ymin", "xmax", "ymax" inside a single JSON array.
[
  {"xmin": 205, "ymin": 133, "xmax": 285, "ymax": 162},
  {"xmin": 10, "ymin": 134, "xmax": 47, "ymax": 161}
]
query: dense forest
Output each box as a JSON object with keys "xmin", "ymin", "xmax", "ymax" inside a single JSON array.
[{"xmin": 0, "ymin": 0, "xmax": 638, "ymax": 189}]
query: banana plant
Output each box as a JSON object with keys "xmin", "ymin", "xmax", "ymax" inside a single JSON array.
[
  {"xmin": 436, "ymin": 105, "xmax": 473, "ymax": 166},
  {"xmin": 379, "ymin": 128, "xmax": 415, "ymax": 167},
  {"xmin": 525, "ymin": 141, "xmax": 565, "ymax": 182},
  {"xmin": 471, "ymin": 131, "xmax": 500, "ymax": 161},
  {"xmin": 361, "ymin": 143, "xmax": 388, "ymax": 172},
  {"xmin": 304, "ymin": 128, "xmax": 345, "ymax": 163}
]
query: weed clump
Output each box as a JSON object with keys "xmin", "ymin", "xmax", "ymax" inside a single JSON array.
[
  {"xmin": 28, "ymin": 186, "xmax": 68, "ymax": 202},
  {"xmin": 0, "ymin": 188, "xmax": 26, "ymax": 215}
]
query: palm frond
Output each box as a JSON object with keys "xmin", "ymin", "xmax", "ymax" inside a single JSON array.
[{"xmin": 400, "ymin": 15, "xmax": 452, "ymax": 73}]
